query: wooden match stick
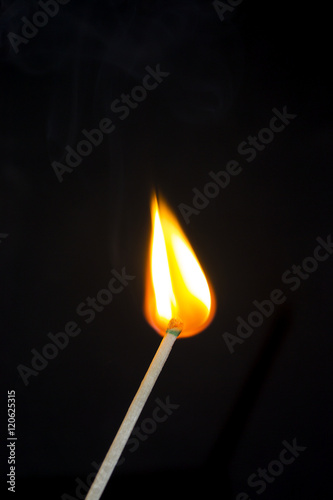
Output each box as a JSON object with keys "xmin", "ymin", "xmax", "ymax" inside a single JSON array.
[{"xmin": 85, "ymin": 318, "xmax": 183, "ymax": 500}]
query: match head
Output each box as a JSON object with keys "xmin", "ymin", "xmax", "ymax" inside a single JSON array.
[{"xmin": 166, "ymin": 317, "xmax": 184, "ymax": 337}]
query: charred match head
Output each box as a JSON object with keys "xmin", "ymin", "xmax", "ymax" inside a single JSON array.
[{"xmin": 166, "ymin": 317, "xmax": 184, "ymax": 337}]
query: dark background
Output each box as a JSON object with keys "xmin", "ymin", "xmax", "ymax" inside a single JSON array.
[{"xmin": 1, "ymin": 1, "xmax": 332, "ymax": 499}]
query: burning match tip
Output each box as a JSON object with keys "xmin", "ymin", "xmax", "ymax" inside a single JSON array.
[{"xmin": 166, "ymin": 318, "xmax": 184, "ymax": 337}]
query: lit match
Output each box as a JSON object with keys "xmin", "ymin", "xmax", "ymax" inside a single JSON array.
[{"xmin": 86, "ymin": 194, "xmax": 215, "ymax": 500}]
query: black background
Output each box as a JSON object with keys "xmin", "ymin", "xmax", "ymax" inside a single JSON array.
[{"xmin": 1, "ymin": 1, "xmax": 332, "ymax": 499}]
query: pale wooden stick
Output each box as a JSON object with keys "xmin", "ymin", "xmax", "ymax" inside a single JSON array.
[{"xmin": 85, "ymin": 319, "xmax": 183, "ymax": 500}]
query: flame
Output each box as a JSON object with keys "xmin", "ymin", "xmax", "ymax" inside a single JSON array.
[{"xmin": 144, "ymin": 194, "xmax": 216, "ymax": 338}]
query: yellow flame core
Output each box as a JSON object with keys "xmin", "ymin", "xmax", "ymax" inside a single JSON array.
[
  {"xmin": 144, "ymin": 194, "xmax": 216, "ymax": 338},
  {"xmin": 151, "ymin": 207, "xmax": 175, "ymax": 320}
]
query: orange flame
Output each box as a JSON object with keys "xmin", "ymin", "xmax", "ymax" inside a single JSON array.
[{"xmin": 144, "ymin": 194, "xmax": 216, "ymax": 338}]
